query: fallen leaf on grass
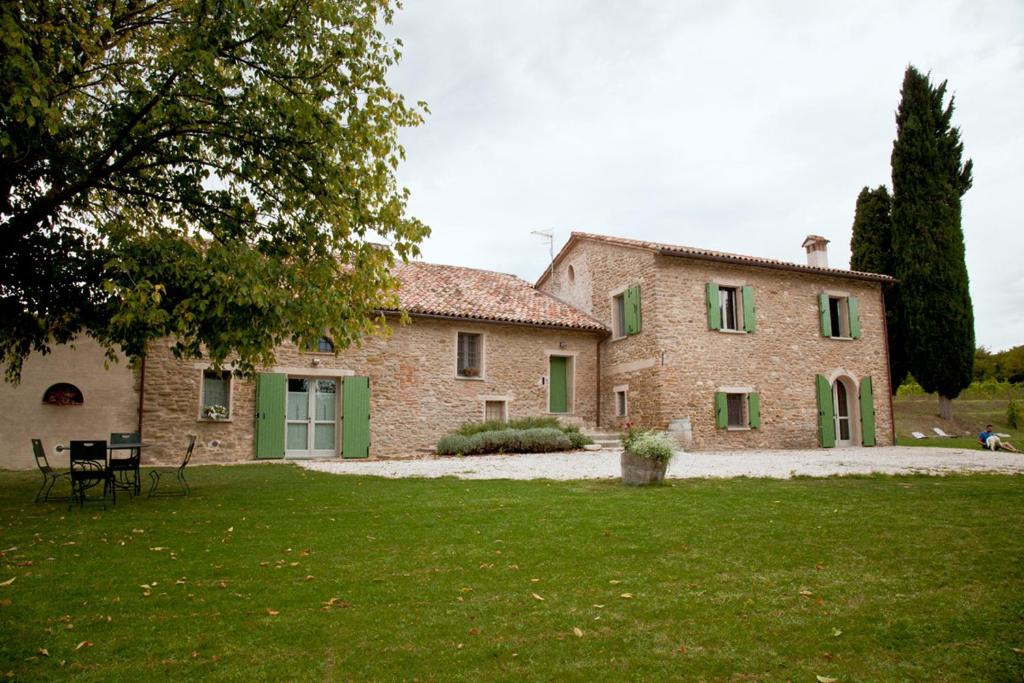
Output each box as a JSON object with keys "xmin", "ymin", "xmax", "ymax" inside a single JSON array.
[
  {"xmin": 676, "ymin": 644, "xmax": 687, "ymax": 654},
  {"xmin": 0, "ymin": 599, "xmax": 11, "ymax": 607},
  {"xmin": 1012, "ymin": 647, "xmax": 1024, "ymax": 654},
  {"xmin": 592, "ymin": 604, "xmax": 604, "ymax": 608},
  {"xmin": 832, "ymin": 629, "xmax": 842, "ymax": 638},
  {"xmin": 799, "ymin": 590, "xmax": 814, "ymax": 597},
  {"xmin": 191, "ymin": 651, "xmax": 199, "ymax": 659},
  {"xmin": 321, "ymin": 597, "xmax": 351, "ymax": 610},
  {"xmin": 620, "ymin": 593, "xmax": 634, "ymax": 599},
  {"xmin": 74, "ymin": 641, "xmax": 93, "ymax": 651},
  {"xmin": 608, "ymin": 580, "xmax": 621, "ymax": 585},
  {"xmin": 216, "ymin": 581, "xmax": 228, "ymax": 589},
  {"xmin": 226, "ymin": 527, "xmax": 233, "ymax": 533},
  {"xmin": 149, "ymin": 547, "xmax": 169, "ymax": 552},
  {"xmin": 37, "ymin": 648, "xmax": 48, "ymax": 657},
  {"xmin": 265, "ymin": 609, "xmax": 279, "ymax": 616},
  {"xmin": 0, "ymin": 577, "xmax": 15, "ymax": 587},
  {"xmin": 298, "ymin": 549, "xmax": 310, "ymax": 557},
  {"xmin": 468, "ymin": 628, "xmax": 479, "ymax": 636},
  {"xmin": 531, "ymin": 593, "xmax": 545, "ymax": 601},
  {"xmin": 816, "ymin": 676, "xmax": 838, "ymax": 683},
  {"xmin": 573, "ymin": 627, "xmax": 584, "ymax": 638},
  {"xmin": 259, "ymin": 561, "xmax": 269, "ymax": 567},
  {"xmin": 304, "ymin": 575, "xmax": 315, "ymax": 582}
]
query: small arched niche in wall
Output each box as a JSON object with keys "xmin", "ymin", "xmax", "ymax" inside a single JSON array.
[{"xmin": 42, "ymin": 383, "xmax": 84, "ymax": 406}]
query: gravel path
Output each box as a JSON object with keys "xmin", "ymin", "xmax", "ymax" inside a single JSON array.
[{"xmin": 296, "ymin": 446, "xmax": 1024, "ymax": 481}]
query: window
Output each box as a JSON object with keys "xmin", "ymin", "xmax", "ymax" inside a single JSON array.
[
  {"xmin": 707, "ymin": 283, "xmax": 756, "ymax": 332},
  {"xmin": 42, "ymin": 383, "xmax": 84, "ymax": 406},
  {"xmin": 304, "ymin": 337, "xmax": 334, "ymax": 353},
  {"xmin": 201, "ymin": 370, "xmax": 231, "ymax": 420},
  {"xmin": 484, "ymin": 400, "xmax": 507, "ymax": 422},
  {"xmin": 457, "ymin": 332, "xmax": 483, "ymax": 378},
  {"xmin": 611, "ymin": 285, "xmax": 641, "ymax": 338},
  {"xmin": 818, "ymin": 294, "xmax": 860, "ymax": 339},
  {"xmin": 615, "ymin": 389, "xmax": 628, "ymax": 417},
  {"xmin": 715, "ymin": 391, "xmax": 761, "ymax": 429}
]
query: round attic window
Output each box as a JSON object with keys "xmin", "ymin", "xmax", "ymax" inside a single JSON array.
[
  {"xmin": 567, "ymin": 264, "xmax": 575, "ymax": 282},
  {"xmin": 42, "ymin": 383, "xmax": 84, "ymax": 406}
]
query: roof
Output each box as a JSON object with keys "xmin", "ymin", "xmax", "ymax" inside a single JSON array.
[
  {"xmin": 388, "ymin": 261, "xmax": 607, "ymax": 332},
  {"xmin": 536, "ymin": 232, "xmax": 895, "ymax": 285}
]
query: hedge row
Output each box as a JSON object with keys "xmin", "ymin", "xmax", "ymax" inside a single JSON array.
[{"xmin": 437, "ymin": 427, "xmax": 573, "ymax": 456}]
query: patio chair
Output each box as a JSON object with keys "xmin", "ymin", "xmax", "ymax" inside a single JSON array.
[
  {"xmin": 148, "ymin": 435, "xmax": 197, "ymax": 498},
  {"xmin": 109, "ymin": 432, "xmax": 142, "ymax": 496},
  {"xmin": 32, "ymin": 439, "xmax": 71, "ymax": 503},
  {"xmin": 69, "ymin": 440, "xmax": 114, "ymax": 510}
]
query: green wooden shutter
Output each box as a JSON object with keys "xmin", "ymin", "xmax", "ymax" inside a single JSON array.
[
  {"xmin": 747, "ymin": 392, "xmax": 761, "ymax": 428},
  {"xmin": 816, "ymin": 374, "xmax": 835, "ymax": 448},
  {"xmin": 818, "ymin": 294, "xmax": 831, "ymax": 337},
  {"xmin": 342, "ymin": 376, "xmax": 371, "ymax": 459},
  {"xmin": 706, "ymin": 283, "xmax": 721, "ymax": 330},
  {"xmin": 714, "ymin": 392, "xmax": 728, "ymax": 429},
  {"xmin": 859, "ymin": 376, "xmax": 876, "ymax": 446},
  {"xmin": 625, "ymin": 285, "xmax": 642, "ymax": 335},
  {"xmin": 742, "ymin": 285, "xmax": 756, "ymax": 333},
  {"xmin": 848, "ymin": 297, "xmax": 861, "ymax": 339},
  {"xmin": 254, "ymin": 373, "xmax": 286, "ymax": 459},
  {"xmin": 549, "ymin": 357, "xmax": 568, "ymax": 413}
]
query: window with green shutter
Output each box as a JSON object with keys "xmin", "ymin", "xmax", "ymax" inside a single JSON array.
[
  {"xmin": 715, "ymin": 391, "xmax": 758, "ymax": 428},
  {"xmin": 708, "ymin": 283, "xmax": 755, "ymax": 333},
  {"xmin": 706, "ymin": 283, "xmax": 721, "ymax": 330},
  {"xmin": 742, "ymin": 285, "xmax": 756, "ymax": 333},
  {"xmin": 624, "ymin": 285, "xmax": 642, "ymax": 335},
  {"xmin": 819, "ymin": 294, "xmax": 860, "ymax": 339},
  {"xmin": 747, "ymin": 392, "xmax": 761, "ymax": 428},
  {"xmin": 815, "ymin": 374, "xmax": 836, "ymax": 448}
]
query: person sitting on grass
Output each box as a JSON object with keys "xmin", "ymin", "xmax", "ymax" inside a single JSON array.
[{"xmin": 978, "ymin": 425, "xmax": 1020, "ymax": 452}]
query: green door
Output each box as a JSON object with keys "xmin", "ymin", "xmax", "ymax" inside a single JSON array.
[
  {"xmin": 816, "ymin": 374, "xmax": 836, "ymax": 448},
  {"xmin": 549, "ymin": 357, "xmax": 568, "ymax": 413},
  {"xmin": 859, "ymin": 376, "xmax": 876, "ymax": 446},
  {"xmin": 255, "ymin": 373, "xmax": 286, "ymax": 459},
  {"xmin": 342, "ymin": 376, "xmax": 370, "ymax": 459}
]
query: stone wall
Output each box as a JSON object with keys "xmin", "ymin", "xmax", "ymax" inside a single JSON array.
[
  {"xmin": 0, "ymin": 337, "xmax": 140, "ymax": 470},
  {"xmin": 542, "ymin": 238, "xmax": 894, "ymax": 449},
  {"xmin": 141, "ymin": 317, "xmax": 601, "ymax": 464}
]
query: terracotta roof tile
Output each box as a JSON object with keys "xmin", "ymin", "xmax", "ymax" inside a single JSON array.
[
  {"xmin": 537, "ymin": 232, "xmax": 895, "ymax": 285},
  {"xmin": 389, "ymin": 261, "xmax": 606, "ymax": 332}
]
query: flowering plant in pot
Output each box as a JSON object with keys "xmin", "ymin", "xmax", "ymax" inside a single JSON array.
[{"xmin": 619, "ymin": 422, "xmax": 676, "ymax": 485}]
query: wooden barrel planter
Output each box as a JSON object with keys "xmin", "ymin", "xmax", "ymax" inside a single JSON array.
[{"xmin": 620, "ymin": 451, "xmax": 668, "ymax": 486}]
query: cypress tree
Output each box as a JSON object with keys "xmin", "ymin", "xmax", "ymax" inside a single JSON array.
[
  {"xmin": 850, "ymin": 185, "xmax": 908, "ymax": 392},
  {"xmin": 890, "ymin": 66, "xmax": 974, "ymax": 420}
]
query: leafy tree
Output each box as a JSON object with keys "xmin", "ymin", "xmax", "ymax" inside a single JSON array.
[
  {"xmin": 1, "ymin": 0, "xmax": 428, "ymax": 381},
  {"xmin": 890, "ymin": 65, "xmax": 974, "ymax": 419},
  {"xmin": 850, "ymin": 185, "xmax": 907, "ymax": 392}
]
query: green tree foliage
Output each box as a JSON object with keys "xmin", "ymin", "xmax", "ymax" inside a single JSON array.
[
  {"xmin": 890, "ymin": 65, "xmax": 974, "ymax": 417},
  {"xmin": 850, "ymin": 185, "xmax": 907, "ymax": 392},
  {"xmin": 1, "ymin": 0, "xmax": 428, "ymax": 380},
  {"xmin": 975, "ymin": 345, "xmax": 1024, "ymax": 384}
]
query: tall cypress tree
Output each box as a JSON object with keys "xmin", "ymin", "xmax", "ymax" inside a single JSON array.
[
  {"xmin": 850, "ymin": 185, "xmax": 908, "ymax": 392},
  {"xmin": 890, "ymin": 66, "xmax": 974, "ymax": 419}
]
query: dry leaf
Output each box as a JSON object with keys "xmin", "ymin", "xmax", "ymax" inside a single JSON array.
[
  {"xmin": 832, "ymin": 629, "xmax": 842, "ymax": 637},
  {"xmin": 0, "ymin": 598, "xmax": 11, "ymax": 607},
  {"xmin": 0, "ymin": 577, "xmax": 15, "ymax": 587},
  {"xmin": 573, "ymin": 627, "xmax": 584, "ymax": 638},
  {"xmin": 593, "ymin": 604, "xmax": 605, "ymax": 608},
  {"xmin": 74, "ymin": 641, "xmax": 93, "ymax": 650},
  {"xmin": 216, "ymin": 581, "xmax": 228, "ymax": 589},
  {"xmin": 620, "ymin": 593, "xmax": 634, "ymax": 599},
  {"xmin": 531, "ymin": 593, "xmax": 545, "ymax": 601},
  {"xmin": 608, "ymin": 579, "xmax": 621, "ymax": 585},
  {"xmin": 259, "ymin": 561, "xmax": 269, "ymax": 567},
  {"xmin": 266, "ymin": 608, "xmax": 280, "ymax": 616},
  {"xmin": 676, "ymin": 644, "xmax": 687, "ymax": 654},
  {"xmin": 226, "ymin": 527, "xmax": 233, "ymax": 533},
  {"xmin": 191, "ymin": 651, "xmax": 199, "ymax": 659},
  {"xmin": 37, "ymin": 648, "xmax": 49, "ymax": 657},
  {"xmin": 816, "ymin": 676, "xmax": 838, "ymax": 683},
  {"xmin": 289, "ymin": 562, "xmax": 299, "ymax": 567},
  {"xmin": 531, "ymin": 578, "xmax": 540, "ymax": 583},
  {"xmin": 468, "ymin": 627, "xmax": 480, "ymax": 636},
  {"xmin": 1011, "ymin": 647, "xmax": 1024, "ymax": 654},
  {"xmin": 799, "ymin": 590, "xmax": 814, "ymax": 597},
  {"xmin": 149, "ymin": 547, "xmax": 169, "ymax": 552},
  {"xmin": 299, "ymin": 549, "xmax": 310, "ymax": 557},
  {"xmin": 304, "ymin": 575, "xmax": 315, "ymax": 581}
]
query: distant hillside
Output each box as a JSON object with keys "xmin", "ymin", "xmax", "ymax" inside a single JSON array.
[{"xmin": 975, "ymin": 345, "xmax": 1024, "ymax": 384}]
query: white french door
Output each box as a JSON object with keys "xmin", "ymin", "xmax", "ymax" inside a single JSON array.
[
  {"xmin": 833, "ymin": 380, "xmax": 852, "ymax": 447},
  {"xmin": 285, "ymin": 377, "xmax": 338, "ymax": 457}
]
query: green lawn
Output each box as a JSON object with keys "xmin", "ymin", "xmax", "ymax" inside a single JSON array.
[{"xmin": 1, "ymin": 466, "xmax": 1023, "ymax": 681}]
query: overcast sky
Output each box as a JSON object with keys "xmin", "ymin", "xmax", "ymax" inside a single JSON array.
[{"xmin": 386, "ymin": 0, "xmax": 1023, "ymax": 352}]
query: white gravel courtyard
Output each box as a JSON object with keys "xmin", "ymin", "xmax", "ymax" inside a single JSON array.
[{"xmin": 296, "ymin": 446, "xmax": 1024, "ymax": 481}]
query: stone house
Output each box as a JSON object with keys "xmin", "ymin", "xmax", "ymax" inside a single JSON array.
[
  {"xmin": 0, "ymin": 232, "xmax": 894, "ymax": 469},
  {"xmin": 537, "ymin": 232, "xmax": 895, "ymax": 450}
]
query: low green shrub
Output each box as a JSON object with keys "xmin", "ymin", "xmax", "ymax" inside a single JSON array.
[
  {"xmin": 436, "ymin": 434, "xmax": 474, "ymax": 456},
  {"xmin": 624, "ymin": 430, "xmax": 676, "ymax": 462},
  {"xmin": 565, "ymin": 429, "xmax": 593, "ymax": 449},
  {"xmin": 1008, "ymin": 399, "xmax": 1022, "ymax": 429},
  {"xmin": 437, "ymin": 427, "xmax": 571, "ymax": 456},
  {"xmin": 456, "ymin": 416, "xmax": 562, "ymax": 436}
]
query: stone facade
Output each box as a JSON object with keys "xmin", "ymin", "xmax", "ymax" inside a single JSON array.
[
  {"xmin": 541, "ymin": 236, "xmax": 895, "ymax": 449},
  {"xmin": 0, "ymin": 337, "xmax": 140, "ymax": 470},
  {"xmin": 140, "ymin": 316, "xmax": 600, "ymax": 464}
]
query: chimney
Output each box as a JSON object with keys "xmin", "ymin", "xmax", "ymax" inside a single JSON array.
[{"xmin": 801, "ymin": 235, "xmax": 830, "ymax": 268}]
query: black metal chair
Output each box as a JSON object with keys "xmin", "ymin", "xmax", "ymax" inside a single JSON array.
[
  {"xmin": 148, "ymin": 435, "xmax": 197, "ymax": 498},
  {"xmin": 109, "ymin": 432, "xmax": 142, "ymax": 496},
  {"xmin": 69, "ymin": 440, "xmax": 114, "ymax": 509},
  {"xmin": 32, "ymin": 439, "xmax": 71, "ymax": 503}
]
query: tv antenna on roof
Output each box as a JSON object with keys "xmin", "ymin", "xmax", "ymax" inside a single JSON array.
[{"xmin": 531, "ymin": 229, "xmax": 554, "ymax": 279}]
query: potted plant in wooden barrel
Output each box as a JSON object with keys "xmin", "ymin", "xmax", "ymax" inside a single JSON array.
[{"xmin": 619, "ymin": 423, "xmax": 676, "ymax": 485}]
